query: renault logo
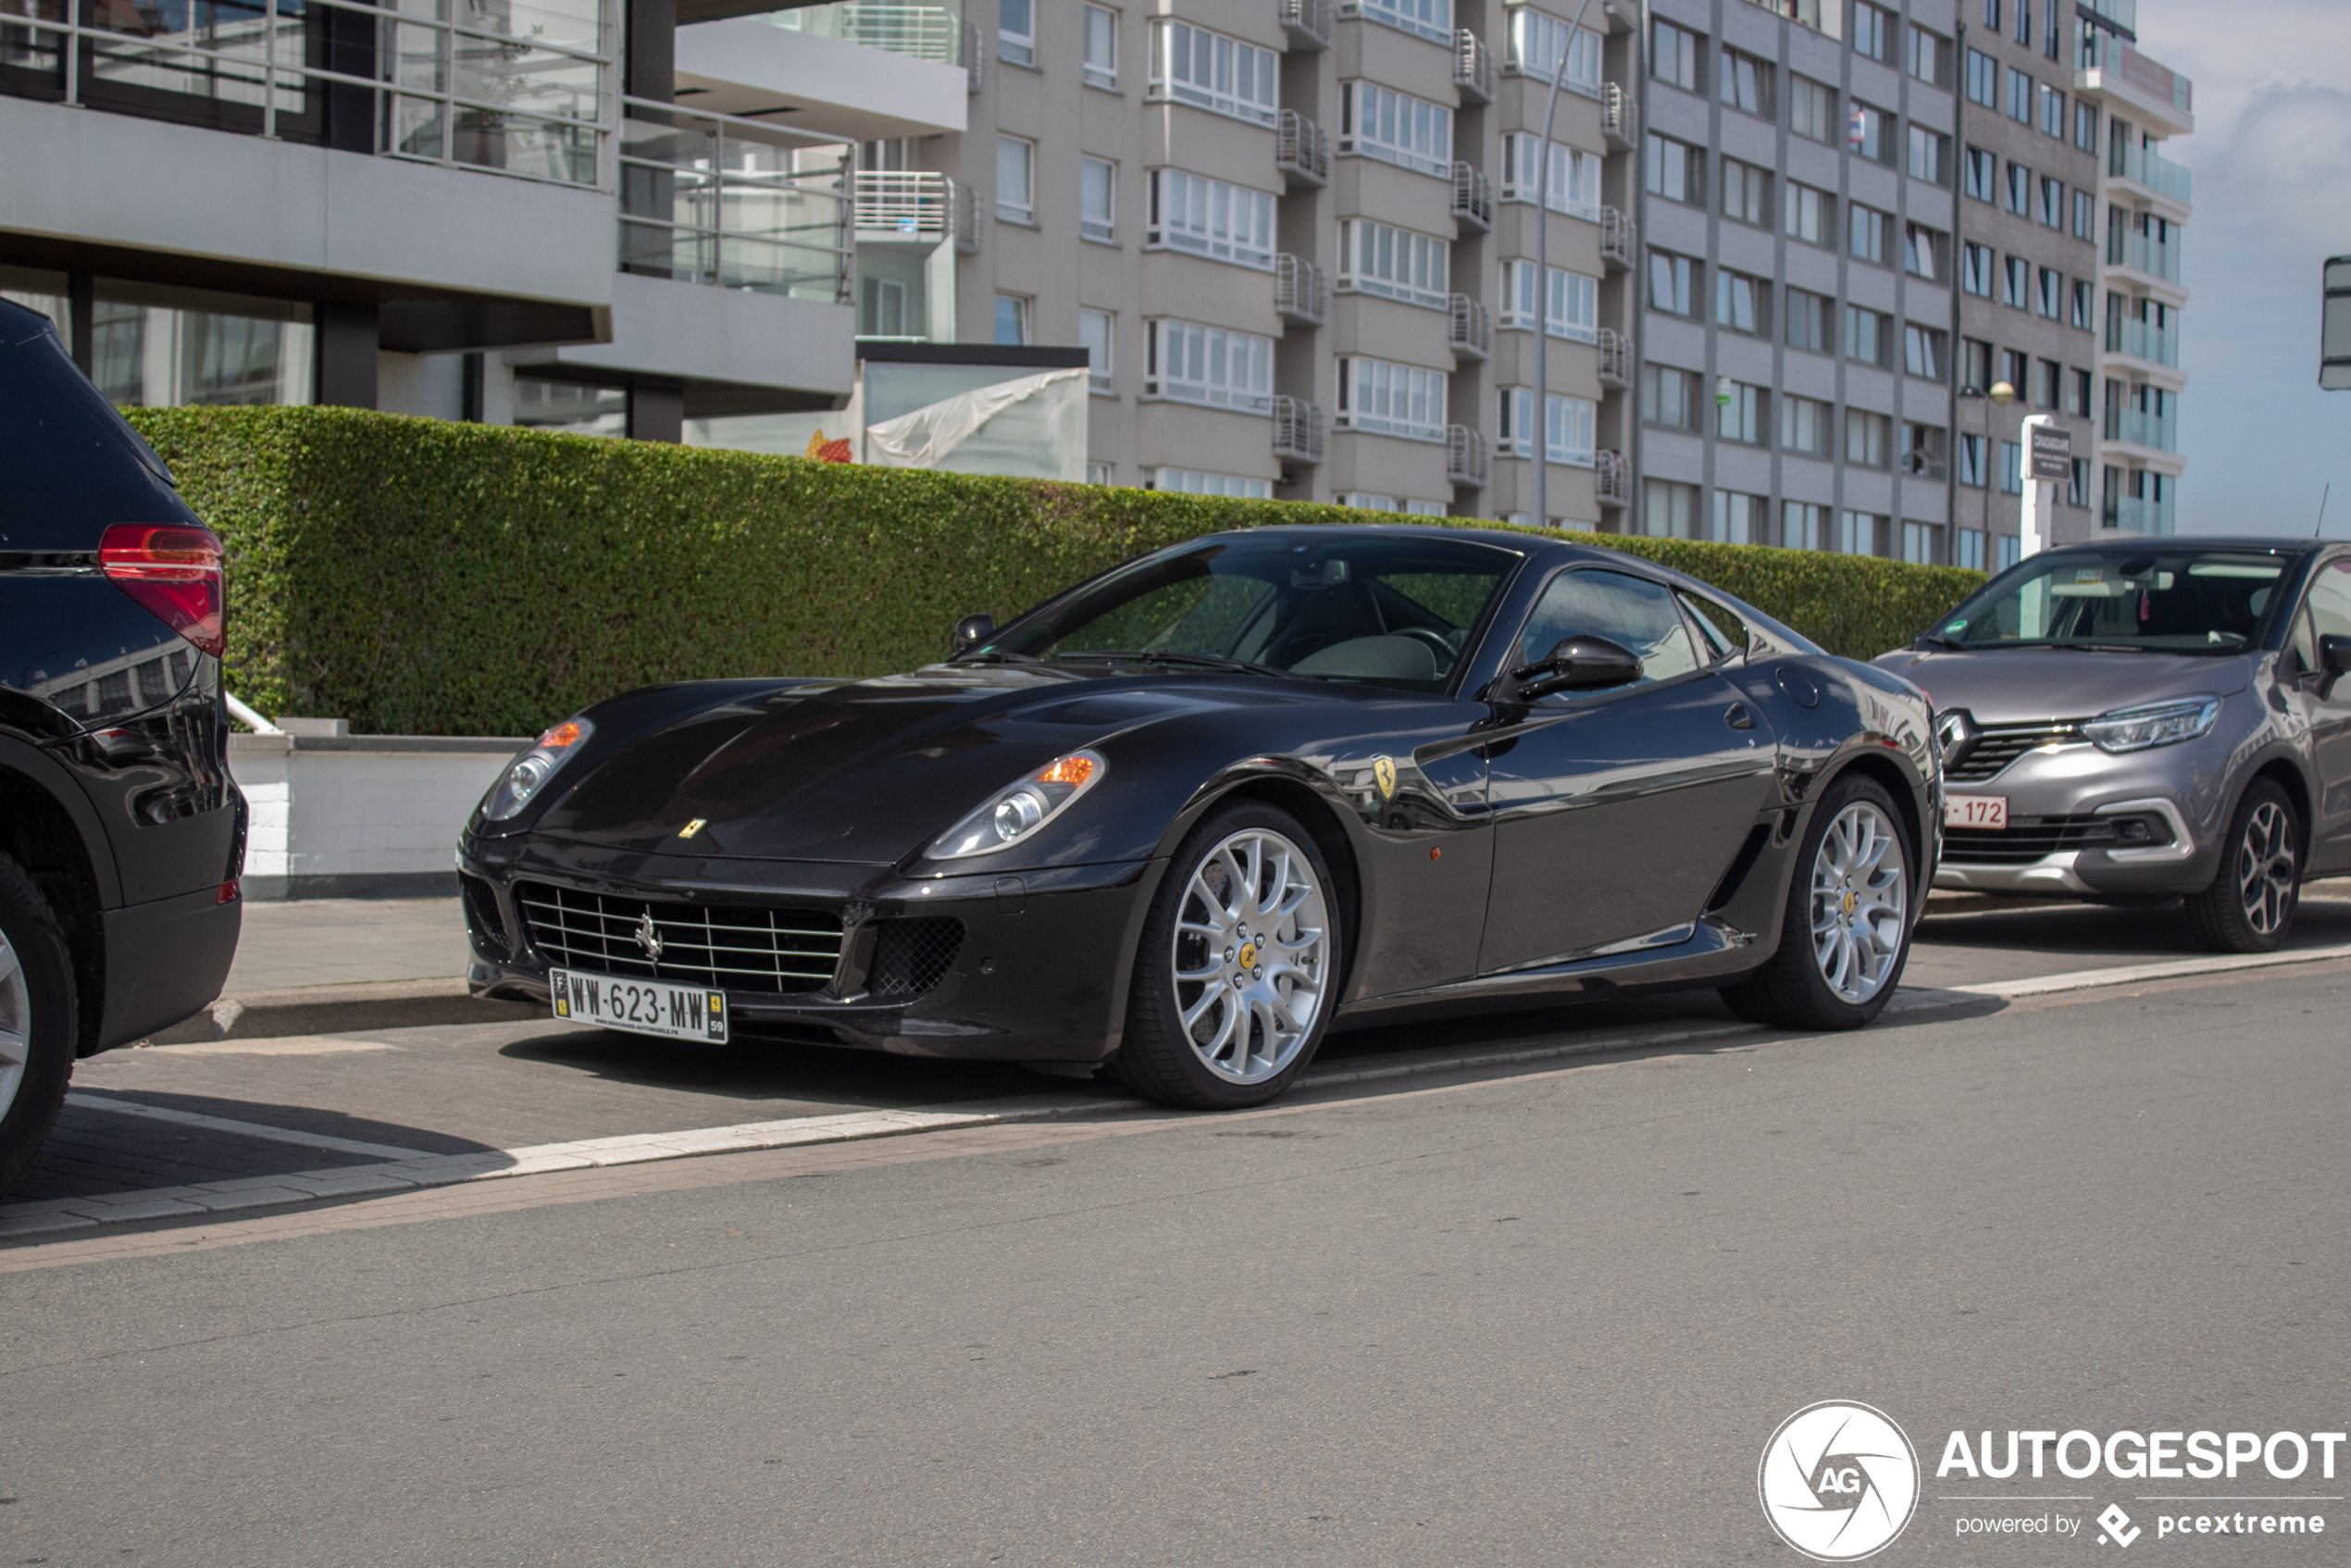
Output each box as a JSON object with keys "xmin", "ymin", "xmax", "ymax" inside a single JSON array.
[
  {"xmin": 1934, "ymin": 708, "xmax": 1979, "ymax": 771},
  {"xmin": 635, "ymin": 910, "xmax": 664, "ymax": 961}
]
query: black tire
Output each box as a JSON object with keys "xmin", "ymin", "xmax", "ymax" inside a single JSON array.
[
  {"xmin": 0, "ymin": 852, "xmax": 79, "ymax": 1200},
  {"xmin": 2185, "ymin": 779, "xmax": 2300, "ymax": 954},
  {"xmin": 1718, "ymin": 773, "xmax": 1917, "ymax": 1031},
  {"xmin": 1109, "ymin": 800, "xmax": 1342, "ymax": 1110}
]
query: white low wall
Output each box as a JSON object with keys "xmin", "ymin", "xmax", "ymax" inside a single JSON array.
[{"xmin": 228, "ymin": 734, "xmax": 527, "ymax": 899}]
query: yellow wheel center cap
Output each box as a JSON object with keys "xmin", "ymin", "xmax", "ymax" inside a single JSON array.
[
  {"xmin": 1238, "ymin": 942, "xmax": 1258, "ymax": 968},
  {"xmin": 1841, "ymin": 890, "xmax": 1858, "ymax": 915}
]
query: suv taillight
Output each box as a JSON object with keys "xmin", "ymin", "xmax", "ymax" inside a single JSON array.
[{"xmin": 100, "ymin": 523, "xmax": 225, "ymax": 657}]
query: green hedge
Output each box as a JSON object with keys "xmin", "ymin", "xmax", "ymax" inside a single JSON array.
[{"xmin": 127, "ymin": 406, "xmax": 1983, "ymax": 737}]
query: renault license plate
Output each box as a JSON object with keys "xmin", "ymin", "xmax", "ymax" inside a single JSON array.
[
  {"xmin": 1944, "ymin": 795, "xmax": 2008, "ymax": 829},
  {"xmin": 550, "ymin": 968, "xmax": 728, "ymax": 1043}
]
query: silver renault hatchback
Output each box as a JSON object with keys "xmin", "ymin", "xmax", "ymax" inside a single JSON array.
[{"xmin": 1875, "ymin": 537, "xmax": 2351, "ymax": 952}]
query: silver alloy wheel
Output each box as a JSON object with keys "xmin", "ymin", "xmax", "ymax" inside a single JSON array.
[
  {"xmin": 0, "ymin": 930, "xmax": 27, "ymax": 1125},
  {"xmin": 1809, "ymin": 802, "xmax": 1909, "ymax": 1005},
  {"xmin": 1170, "ymin": 828, "xmax": 1331, "ymax": 1084},
  {"xmin": 2236, "ymin": 800, "xmax": 2296, "ymax": 936}
]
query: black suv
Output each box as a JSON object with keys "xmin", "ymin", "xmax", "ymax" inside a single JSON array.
[{"xmin": 0, "ymin": 297, "xmax": 244, "ymax": 1195}]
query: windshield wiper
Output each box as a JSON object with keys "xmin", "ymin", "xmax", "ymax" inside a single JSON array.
[
  {"xmin": 949, "ymin": 649, "xmax": 1050, "ymax": 666},
  {"xmin": 1064, "ymin": 649, "xmax": 1296, "ymax": 678},
  {"xmin": 1913, "ymin": 633, "xmax": 1966, "ymax": 651}
]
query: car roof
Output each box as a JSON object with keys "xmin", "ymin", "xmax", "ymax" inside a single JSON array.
[
  {"xmin": 1194, "ymin": 522, "xmax": 1652, "ymax": 567},
  {"xmin": 2032, "ymin": 536, "xmax": 2325, "ymax": 555}
]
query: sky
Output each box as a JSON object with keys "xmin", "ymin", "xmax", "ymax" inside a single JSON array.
[{"xmin": 2141, "ymin": 0, "xmax": 2351, "ymax": 536}]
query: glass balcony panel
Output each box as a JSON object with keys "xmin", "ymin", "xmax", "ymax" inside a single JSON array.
[
  {"xmin": 773, "ymin": 0, "xmax": 963, "ymax": 63},
  {"xmin": 391, "ymin": 93, "xmax": 446, "ymax": 156},
  {"xmin": 451, "ymin": 39, "xmax": 601, "ymax": 121},
  {"xmin": 391, "ymin": 19, "xmax": 445, "ymax": 92},
  {"xmin": 451, "ymin": 108, "xmax": 598, "ymax": 180},
  {"xmin": 453, "ymin": 0, "xmax": 604, "ymax": 56}
]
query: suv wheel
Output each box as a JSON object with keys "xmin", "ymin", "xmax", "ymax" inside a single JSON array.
[
  {"xmin": 0, "ymin": 852, "xmax": 77, "ymax": 1199},
  {"xmin": 2186, "ymin": 779, "xmax": 2300, "ymax": 954}
]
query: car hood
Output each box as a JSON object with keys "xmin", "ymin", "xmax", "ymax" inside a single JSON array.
[
  {"xmin": 1871, "ymin": 648, "xmax": 2252, "ymax": 725},
  {"xmin": 529, "ymin": 665, "xmax": 1321, "ymax": 864}
]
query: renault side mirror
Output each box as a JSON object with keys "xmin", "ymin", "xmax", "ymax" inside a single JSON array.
[
  {"xmin": 2320, "ymin": 634, "xmax": 2351, "ymax": 697},
  {"xmin": 952, "ymin": 613, "xmax": 997, "ymax": 655},
  {"xmin": 1502, "ymin": 635, "xmax": 1643, "ymax": 703}
]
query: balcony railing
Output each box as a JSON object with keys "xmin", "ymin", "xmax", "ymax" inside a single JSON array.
[
  {"xmin": 2105, "ymin": 406, "xmax": 2179, "ymax": 453},
  {"xmin": 1276, "ymin": 110, "xmax": 1332, "ymax": 188},
  {"xmin": 2079, "ymin": 28, "xmax": 2193, "ymax": 117},
  {"xmin": 1340, "ymin": 0, "xmax": 1452, "ymax": 45},
  {"xmin": 1601, "ymin": 81, "xmax": 1636, "ymax": 149},
  {"xmin": 621, "ymin": 100, "xmax": 852, "ymax": 301},
  {"xmin": 1449, "ymin": 294, "xmax": 1491, "ymax": 360},
  {"xmin": 2107, "ymin": 227, "xmax": 2182, "ymax": 284},
  {"xmin": 2107, "ymin": 314, "xmax": 2182, "ymax": 367},
  {"xmin": 1279, "ymin": 0, "xmax": 1333, "ymax": 50},
  {"xmin": 1599, "ymin": 206, "xmax": 1636, "ymax": 270},
  {"xmin": 1596, "ymin": 326, "xmax": 1631, "ymax": 388},
  {"xmin": 773, "ymin": 3, "xmax": 961, "ymax": 64},
  {"xmin": 1447, "ymin": 425, "xmax": 1491, "ymax": 488},
  {"xmin": 1451, "ymin": 162, "xmax": 1493, "ymax": 231},
  {"xmin": 2104, "ymin": 488, "xmax": 2177, "ymax": 536},
  {"xmin": 1275, "ymin": 255, "xmax": 1329, "ymax": 327},
  {"xmin": 1273, "ymin": 394, "xmax": 1327, "ymax": 465},
  {"xmin": 1595, "ymin": 449, "xmax": 1630, "ymax": 507},
  {"xmin": 2108, "ymin": 137, "xmax": 2193, "ymax": 205},
  {"xmin": 1454, "ymin": 30, "xmax": 1494, "ymax": 104}
]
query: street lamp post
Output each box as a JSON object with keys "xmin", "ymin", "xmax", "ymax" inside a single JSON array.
[{"xmin": 1528, "ymin": 0, "xmax": 1595, "ymax": 533}]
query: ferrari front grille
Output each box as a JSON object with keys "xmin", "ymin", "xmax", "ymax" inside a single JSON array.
[
  {"xmin": 1945, "ymin": 724, "xmax": 2083, "ymax": 783},
  {"xmin": 514, "ymin": 881, "xmax": 843, "ymax": 995}
]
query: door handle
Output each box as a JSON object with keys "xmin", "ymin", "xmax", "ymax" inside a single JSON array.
[{"xmin": 1724, "ymin": 703, "xmax": 1755, "ymax": 730}]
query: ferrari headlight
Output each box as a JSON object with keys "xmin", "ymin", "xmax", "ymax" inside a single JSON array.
[
  {"xmin": 2082, "ymin": 696, "xmax": 2220, "ymax": 753},
  {"xmin": 480, "ymin": 716, "xmax": 594, "ymax": 821},
  {"xmin": 928, "ymin": 750, "xmax": 1106, "ymax": 860}
]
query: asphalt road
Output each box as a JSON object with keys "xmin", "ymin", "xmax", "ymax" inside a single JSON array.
[{"xmin": 2, "ymin": 936, "xmax": 2345, "ymax": 1566}]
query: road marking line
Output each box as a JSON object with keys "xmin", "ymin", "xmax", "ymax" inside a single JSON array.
[
  {"xmin": 1945, "ymin": 943, "xmax": 2351, "ymax": 998},
  {"xmin": 64, "ymin": 1092, "xmax": 438, "ymax": 1160},
  {"xmin": 131, "ymin": 1037, "xmax": 399, "ymax": 1056}
]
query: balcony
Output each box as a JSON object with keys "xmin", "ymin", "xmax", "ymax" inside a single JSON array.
[
  {"xmin": 1451, "ymin": 162, "xmax": 1494, "ymax": 231},
  {"xmin": 2077, "ymin": 29, "xmax": 2194, "ymax": 135},
  {"xmin": 773, "ymin": 3, "xmax": 962, "ymax": 64},
  {"xmin": 1276, "ymin": 110, "xmax": 1332, "ymax": 189},
  {"xmin": 1449, "ymin": 294, "xmax": 1492, "ymax": 360},
  {"xmin": 1455, "ymin": 30, "xmax": 1495, "ymax": 105},
  {"xmin": 1448, "ymin": 425, "xmax": 1491, "ymax": 489},
  {"xmin": 853, "ymin": 170, "xmax": 978, "ymax": 255},
  {"xmin": 1275, "ymin": 255, "xmax": 1329, "ymax": 328},
  {"xmin": 2104, "ymin": 487, "xmax": 2178, "ymax": 536},
  {"xmin": 2107, "ymin": 227, "xmax": 2183, "ymax": 285},
  {"xmin": 1280, "ymin": 0, "xmax": 1334, "ymax": 49},
  {"xmin": 1341, "ymin": 0, "xmax": 1452, "ymax": 45},
  {"xmin": 2107, "ymin": 313, "xmax": 2181, "ymax": 368},
  {"xmin": 1273, "ymin": 394, "xmax": 1327, "ymax": 465},
  {"xmin": 2108, "ymin": 138, "xmax": 2193, "ymax": 206},
  {"xmin": 2106, "ymin": 406, "xmax": 2179, "ymax": 454},
  {"xmin": 1599, "ymin": 206, "xmax": 1636, "ymax": 270},
  {"xmin": 1595, "ymin": 449, "xmax": 1630, "ymax": 508},
  {"xmin": 1600, "ymin": 82, "xmax": 1636, "ymax": 150},
  {"xmin": 622, "ymin": 101, "xmax": 852, "ymax": 301},
  {"xmin": 1597, "ymin": 327, "xmax": 1631, "ymax": 388}
]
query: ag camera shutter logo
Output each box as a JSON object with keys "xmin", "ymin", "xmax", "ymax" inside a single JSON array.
[{"xmin": 1759, "ymin": 1400, "xmax": 1922, "ymax": 1562}]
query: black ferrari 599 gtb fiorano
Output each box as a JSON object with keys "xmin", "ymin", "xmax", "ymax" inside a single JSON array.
[{"xmin": 460, "ymin": 526, "xmax": 1938, "ymax": 1108}]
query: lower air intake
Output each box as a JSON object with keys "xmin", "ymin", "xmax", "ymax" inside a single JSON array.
[{"xmin": 868, "ymin": 917, "xmax": 964, "ymax": 998}]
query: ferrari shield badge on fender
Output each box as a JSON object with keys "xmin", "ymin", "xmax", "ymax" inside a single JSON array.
[{"xmin": 1372, "ymin": 756, "xmax": 1397, "ymax": 800}]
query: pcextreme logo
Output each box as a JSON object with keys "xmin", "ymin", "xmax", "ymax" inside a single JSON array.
[{"xmin": 1760, "ymin": 1401, "xmax": 1923, "ymax": 1562}]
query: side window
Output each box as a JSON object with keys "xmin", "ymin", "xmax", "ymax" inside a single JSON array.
[
  {"xmin": 2304, "ymin": 561, "xmax": 2351, "ymax": 668},
  {"xmin": 1516, "ymin": 569, "xmax": 1701, "ymax": 693},
  {"xmin": 1676, "ymin": 589, "xmax": 1751, "ymax": 659}
]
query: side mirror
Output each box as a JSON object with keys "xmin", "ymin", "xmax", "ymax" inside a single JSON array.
[
  {"xmin": 2320, "ymin": 634, "xmax": 2351, "ymax": 697},
  {"xmin": 952, "ymin": 613, "xmax": 997, "ymax": 655},
  {"xmin": 1505, "ymin": 635, "xmax": 1643, "ymax": 703}
]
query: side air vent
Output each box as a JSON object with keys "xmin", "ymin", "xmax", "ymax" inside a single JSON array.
[{"xmin": 868, "ymin": 917, "xmax": 964, "ymax": 998}]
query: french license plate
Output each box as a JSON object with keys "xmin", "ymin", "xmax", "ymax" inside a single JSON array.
[
  {"xmin": 550, "ymin": 967, "xmax": 728, "ymax": 1043},
  {"xmin": 1944, "ymin": 794, "xmax": 2009, "ymax": 829}
]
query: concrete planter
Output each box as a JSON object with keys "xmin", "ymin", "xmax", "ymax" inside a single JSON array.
[{"xmin": 228, "ymin": 731, "xmax": 528, "ymax": 900}]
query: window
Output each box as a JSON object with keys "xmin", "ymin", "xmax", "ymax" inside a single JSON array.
[
  {"xmin": 1908, "ymin": 25, "xmax": 1947, "ymax": 86},
  {"xmin": 1999, "ymin": 439, "xmax": 2022, "ymax": 493},
  {"xmin": 1340, "ymin": 219, "xmax": 1451, "ymax": 307},
  {"xmin": 2034, "ymin": 357, "xmax": 2061, "ymax": 408},
  {"xmin": 1087, "ymin": 462, "xmax": 1113, "ymax": 486},
  {"xmin": 1648, "ymin": 251, "xmax": 1697, "ymax": 317},
  {"xmin": 1960, "ymin": 338, "xmax": 1993, "ymax": 392},
  {"xmin": 1849, "ymin": 204, "xmax": 1891, "ymax": 266},
  {"xmin": 1904, "ymin": 323, "xmax": 1947, "ymax": 380},
  {"xmin": 1715, "ymin": 269, "xmax": 1767, "ymax": 336},
  {"xmin": 1500, "ymin": 262, "xmax": 1598, "ymax": 340},
  {"xmin": 1645, "ymin": 132, "xmax": 1702, "ymax": 205},
  {"xmin": 995, "ymin": 293, "xmax": 1030, "ymax": 344},
  {"xmin": 1337, "ymin": 355, "xmax": 1448, "ymax": 440},
  {"xmin": 1785, "ymin": 181, "xmax": 1831, "ymax": 246},
  {"xmin": 2068, "ymin": 457, "xmax": 2090, "ymax": 508},
  {"xmin": 1653, "ymin": 18, "xmax": 1701, "ymax": 92},
  {"xmin": 1904, "ymin": 222, "xmax": 1947, "ymax": 281},
  {"xmin": 1151, "ymin": 467, "xmax": 1272, "ymax": 498},
  {"xmin": 2071, "ymin": 279, "xmax": 2092, "ymax": 330},
  {"xmin": 1774, "ymin": 502, "xmax": 1822, "ymax": 550},
  {"xmin": 1641, "ymin": 364, "xmax": 1699, "ymax": 429},
  {"xmin": 2038, "ymin": 175, "xmax": 2064, "ymax": 229},
  {"xmin": 1146, "ymin": 319, "xmax": 1274, "ymax": 410},
  {"xmin": 1957, "ymin": 529, "xmax": 1984, "ymax": 570},
  {"xmin": 1964, "ymin": 145, "xmax": 1996, "ymax": 202},
  {"xmin": 1845, "ymin": 305, "xmax": 1890, "ymax": 367},
  {"xmin": 1081, "ymin": 157, "xmax": 1116, "ymax": 243},
  {"xmin": 1851, "ymin": 1, "xmax": 1890, "ymax": 62},
  {"xmin": 1711, "ymin": 491, "xmax": 1766, "ymax": 544},
  {"xmin": 1000, "ymin": 0, "xmax": 1034, "ymax": 67},
  {"xmin": 1716, "ymin": 382, "xmax": 1765, "ymax": 444},
  {"xmin": 2005, "ymin": 160, "xmax": 2031, "ymax": 216},
  {"xmin": 1643, "ymin": 480, "xmax": 1699, "ymax": 540},
  {"xmin": 2075, "ymin": 100, "xmax": 2098, "ymax": 152},
  {"xmin": 1079, "ymin": 308, "xmax": 1113, "ymax": 392},
  {"xmin": 1721, "ymin": 158, "xmax": 1771, "ymax": 227},
  {"xmin": 997, "ymin": 136, "xmax": 1034, "ymax": 223},
  {"xmin": 1959, "ymin": 433, "xmax": 1987, "ymax": 487},
  {"xmin": 1515, "ymin": 570, "xmax": 1698, "ymax": 681},
  {"xmin": 2036, "ymin": 266, "xmax": 2062, "ymax": 318},
  {"xmin": 1343, "ymin": 82, "xmax": 1456, "ymax": 178},
  {"xmin": 1982, "ymin": 0, "xmax": 1999, "ymax": 26},
  {"xmin": 1781, "ymin": 395, "xmax": 1831, "ymax": 455},
  {"xmin": 1356, "ymin": 0, "xmax": 1455, "ymax": 45},
  {"xmin": 1147, "ymin": 170, "xmax": 1275, "ymax": 268},
  {"xmin": 2007, "ymin": 67, "xmax": 2032, "ymax": 123},
  {"xmin": 2071, "ymin": 367, "xmax": 2094, "ymax": 417},
  {"xmin": 1838, "ymin": 510, "xmax": 1884, "ymax": 555},
  {"xmin": 1501, "ymin": 135, "xmax": 1601, "ymax": 216},
  {"xmin": 1851, "ymin": 103, "xmax": 1894, "ymax": 165},
  {"xmin": 1785, "ymin": 289, "xmax": 1832, "ymax": 353},
  {"xmin": 1719, "ymin": 46, "xmax": 1772, "ymax": 118},
  {"xmin": 2003, "ymin": 255, "xmax": 2030, "ymax": 308},
  {"xmin": 1083, "ymin": 5, "xmax": 1117, "ymax": 89},
  {"xmin": 1901, "ymin": 521, "xmax": 1942, "ymax": 564},
  {"xmin": 1149, "ymin": 21, "xmax": 1278, "ymax": 126},
  {"xmin": 1507, "ymin": 9, "xmax": 1601, "ymax": 93},
  {"xmin": 1961, "ymin": 243, "xmax": 1994, "ymax": 296},
  {"xmin": 2038, "ymin": 83, "xmax": 2065, "ymax": 139},
  {"xmin": 2001, "ymin": 348, "xmax": 2030, "ymax": 390},
  {"xmin": 2073, "ymin": 190, "xmax": 2096, "ymax": 241},
  {"xmin": 1789, "ymin": 75, "xmax": 1837, "ymax": 143},
  {"xmin": 1498, "ymin": 390, "xmax": 1596, "ymax": 464},
  {"xmin": 1902, "ymin": 422, "xmax": 1947, "ymax": 478},
  {"xmin": 1908, "ymin": 127, "xmax": 1947, "ymax": 186},
  {"xmin": 1965, "ymin": 49, "xmax": 1996, "ymax": 107},
  {"xmin": 1997, "ymin": 533, "xmax": 2021, "ymax": 569}
]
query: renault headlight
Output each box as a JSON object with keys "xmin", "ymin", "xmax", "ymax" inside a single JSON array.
[
  {"xmin": 2082, "ymin": 696, "xmax": 2220, "ymax": 753},
  {"xmin": 927, "ymin": 750, "xmax": 1106, "ymax": 860},
  {"xmin": 480, "ymin": 716, "xmax": 594, "ymax": 821}
]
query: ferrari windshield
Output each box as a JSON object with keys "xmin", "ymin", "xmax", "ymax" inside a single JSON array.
[
  {"xmin": 971, "ymin": 533, "xmax": 1523, "ymax": 692},
  {"xmin": 1931, "ymin": 546, "xmax": 2296, "ymax": 653}
]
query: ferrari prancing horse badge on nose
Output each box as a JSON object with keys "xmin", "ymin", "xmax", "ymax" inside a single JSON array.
[{"xmin": 1372, "ymin": 755, "xmax": 1397, "ymax": 800}]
